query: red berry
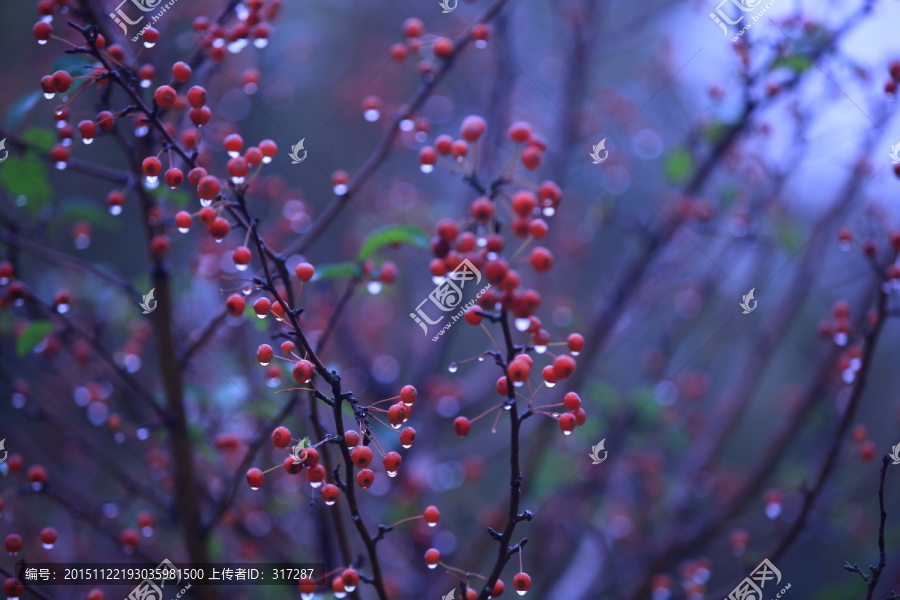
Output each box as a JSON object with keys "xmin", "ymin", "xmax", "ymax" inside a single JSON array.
[
  {"xmin": 78, "ymin": 120, "xmax": 97, "ymax": 141},
  {"xmin": 244, "ymin": 146, "xmax": 263, "ymax": 166},
  {"xmin": 281, "ymin": 341, "xmax": 295, "ymax": 355},
  {"xmin": 321, "ymin": 483, "xmax": 340, "ymax": 505},
  {"xmin": 165, "ymin": 168, "xmax": 183, "ymax": 189},
  {"xmin": 224, "ymin": 133, "xmax": 244, "ymax": 154},
  {"xmin": 453, "ymin": 416, "xmax": 471, "ymax": 437},
  {"xmin": 511, "ymin": 190, "xmax": 537, "ymax": 216},
  {"xmin": 434, "ymin": 37, "xmax": 454, "ymax": 58},
  {"xmin": 40, "ymin": 75, "xmax": 55, "ymax": 95},
  {"xmin": 175, "ymin": 211, "xmax": 192, "ymax": 232},
  {"xmin": 399, "ymin": 427, "xmax": 416, "ymax": 448},
  {"xmin": 542, "ymin": 365, "xmax": 558, "ymax": 385},
  {"xmin": 292, "ymin": 360, "xmax": 314, "ymax": 383},
  {"xmin": 464, "ymin": 306, "xmax": 483, "ymax": 326},
  {"xmin": 852, "ymin": 424, "xmax": 868, "ymax": 442},
  {"xmin": 461, "ymin": 115, "xmax": 486, "ymax": 142},
  {"xmin": 27, "ymin": 465, "xmax": 47, "ymax": 485},
  {"xmin": 33, "ymin": 21, "xmax": 52, "ymax": 43},
  {"xmin": 491, "ymin": 580, "xmax": 505, "ymax": 597},
  {"xmin": 553, "ymin": 354, "xmax": 576, "ymax": 379},
  {"xmin": 197, "ymin": 175, "xmax": 221, "ymax": 201},
  {"xmin": 87, "ymin": 590, "xmax": 104, "ymax": 600},
  {"xmin": 344, "ymin": 430, "xmax": 360, "ymax": 447},
  {"xmin": 530, "ymin": 247, "xmax": 554, "ymax": 272},
  {"xmin": 563, "ymin": 392, "xmax": 581, "ymax": 411},
  {"xmin": 860, "ymin": 440, "xmax": 876, "ymax": 462},
  {"xmin": 40, "ymin": 527, "xmax": 58, "ymax": 547},
  {"xmin": 4, "ymin": 579, "xmax": 23, "ymax": 599},
  {"xmin": 189, "ymin": 106, "xmax": 211, "ymax": 126},
  {"xmin": 568, "ymin": 333, "xmax": 584, "ymax": 353},
  {"xmin": 521, "ymin": 145, "xmax": 543, "ymax": 169},
  {"xmin": 298, "ymin": 578, "xmax": 316, "ymax": 595},
  {"xmin": 198, "ymin": 207, "xmax": 216, "ymax": 227},
  {"xmin": 225, "ymin": 293, "xmax": 245, "ymax": 317},
  {"xmin": 150, "ymin": 234, "xmax": 170, "ymax": 257},
  {"xmin": 573, "ymin": 407, "xmax": 586, "ymax": 426},
  {"xmin": 508, "ymin": 359, "xmax": 530, "ymax": 382},
  {"xmin": 187, "ymin": 86, "xmax": 207, "ymax": 108},
  {"xmin": 4, "ymin": 534, "xmax": 23, "ymax": 554},
  {"xmin": 209, "ymin": 217, "xmax": 231, "ymax": 240},
  {"xmin": 143, "ymin": 27, "xmax": 159, "ymax": 44},
  {"xmin": 508, "ymin": 121, "xmax": 532, "ymax": 144},
  {"xmin": 400, "ymin": 384, "xmax": 418, "ymax": 405},
  {"xmin": 471, "ymin": 197, "xmax": 494, "ymax": 222},
  {"xmin": 271, "ymin": 426, "xmax": 291, "ymax": 448},
  {"xmin": 383, "ymin": 451, "xmax": 402, "ymax": 474},
  {"xmin": 423, "ymin": 505, "xmax": 440, "ymax": 525},
  {"xmin": 232, "ymin": 245, "xmax": 251, "ymax": 268},
  {"xmin": 403, "ymin": 18, "xmax": 424, "ymax": 38},
  {"xmin": 299, "ymin": 447, "xmax": 319, "ymax": 468},
  {"xmin": 341, "ymin": 569, "xmax": 359, "ymax": 592},
  {"xmin": 424, "ymin": 548, "xmax": 440, "ymax": 566},
  {"xmin": 350, "ymin": 445, "xmax": 373, "ymax": 468},
  {"xmin": 120, "ymin": 528, "xmax": 139, "ymax": 549},
  {"xmin": 496, "ymin": 376, "xmax": 509, "ymax": 396},
  {"xmin": 50, "ymin": 145, "xmax": 69, "ymax": 164},
  {"xmin": 356, "ymin": 468, "xmax": 375, "ymax": 489},
  {"xmin": 253, "ymin": 297, "xmax": 271, "ymax": 318},
  {"xmin": 153, "ymin": 85, "xmax": 177, "ymax": 109},
  {"xmin": 512, "ymin": 573, "xmax": 531, "ymax": 594},
  {"xmin": 246, "ymin": 467, "xmax": 264, "ymax": 489},
  {"xmin": 436, "ymin": 219, "xmax": 459, "ymax": 242},
  {"xmin": 142, "ymin": 157, "xmax": 162, "ymax": 177},
  {"xmin": 390, "ymin": 43, "xmax": 408, "ymax": 61},
  {"xmin": 51, "ymin": 70, "xmax": 72, "ymax": 93},
  {"xmin": 171, "ymin": 61, "xmax": 192, "ymax": 83},
  {"xmin": 227, "ymin": 157, "xmax": 249, "ymax": 179},
  {"xmin": 559, "ymin": 413, "xmax": 577, "ymax": 434},
  {"xmin": 259, "ymin": 139, "xmax": 278, "ymax": 159},
  {"xmin": 529, "ymin": 219, "xmax": 549, "ymax": 239},
  {"xmin": 295, "ymin": 262, "xmax": 315, "ymax": 281},
  {"xmin": 96, "ymin": 111, "xmax": 114, "ymax": 131},
  {"xmin": 833, "ymin": 300, "xmax": 850, "ymax": 319},
  {"xmin": 307, "ymin": 464, "xmax": 326, "ymax": 483}
]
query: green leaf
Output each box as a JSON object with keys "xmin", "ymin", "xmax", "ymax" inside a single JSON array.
[
  {"xmin": 0, "ymin": 154, "xmax": 52, "ymax": 213},
  {"xmin": 311, "ymin": 262, "xmax": 359, "ymax": 282},
  {"xmin": 4, "ymin": 91, "xmax": 43, "ymax": 131},
  {"xmin": 21, "ymin": 128, "xmax": 56, "ymax": 152},
  {"xmin": 663, "ymin": 147, "xmax": 694, "ymax": 184},
  {"xmin": 16, "ymin": 320, "xmax": 55, "ymax": 356},
  {"xmin": 150, "ymin": 186, "xmax": 190, "ymax": 207},
  {"xmin": 60, "ymin": 197, "xmax": 117, "ymax": 230},
  {"xmin": 357, "ymin": 225, "xmax": 429, "ymax": 261},
  {"xmin": 50, "ymin": 54, "xmax": 94, "ymax": 93},
  {"xmin": 772, "ymin": 55, "xmax": 813, "ymax": 73}
]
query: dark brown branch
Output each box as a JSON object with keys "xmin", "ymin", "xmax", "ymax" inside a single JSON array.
[
  {"xmin": 0, "ymin": 129, "xmax": 132, "ymax": 184},
  {"xmin": 843, "ymin": 455, "xmax": 890, "ymax": 599}
]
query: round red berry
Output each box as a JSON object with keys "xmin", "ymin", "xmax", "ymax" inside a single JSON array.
[
  {"xmin": 3, "ymin": 579, "xmax": 23, "ymax": 599},
  {"xmin": 471, "ymin": 197, "xmax": 494, "ymax": 223},
  {"xmin": 424, "ymin": 548, "xmax": 440, "ymax": 566},
  {"xmin": 559, "ymin": 413, "xmax": 577, "ymax": 434},
  {"xmin": 120, "ymin": 529, "xmax": 139, "ymax": 549},
  {"xmin": 553, "ymin": 355, "xmax": 576, "ymax": 379},
  {"xmin": 423, "ymin": 505, "xmax": 440, "ymax": 525},
  {"xmin": 292, "ymin": 360, "xmax": 314, "ymax": 383},
  {"xmin": 143, "ymin": 27, "xmax": 159, "ymax": 44},
  {"xmin": 530, "ymin": 247, "xmax": 554, "ymax": 273},
  {"xmin": 356, "ymin": 469, "xmax": 375, "ymax": 489},
  {"xmin": 508, "ymin": 121, "xmax": 532, "ymax": 144},
  {"xmin": 400, "ymin": 384, "xmax": 418, "ymax": 405},
  {"xmin": 344, "ymin": 430, "xmax": 360, "ymax": 447},
  {"xmin": 295, "ymin": 262, "xmax": 315, "ymax": 281},
  {"xmin": 34, "ymin": 21, "xmax": 52, "ymax": 42},
  {"xmin": 171, "ymin": 61, "xmax": 192, "ymax": 83},
  {"xmin": 271, "ymin": 426, "xmax": 291, "ymax": 448},
  {"xmin": 142, "ymin": 157, "xmax": 162, "ymax": 177},
  {"xmin": 153, "ymin": 85, "xmax": 177, "ymax": 109},
  {"xmin": 512, "ymin": 573, "xmax": 531, "ymax": 594},
  {"xmin": 563, "ymin": 392, "xmax": 581, "ymax": 411},
  {"xmin": 40, "ymin": 527, "xmax": 58, "ymax": 547},
  {"xmin": 253, "ymin": 298, "xmax": 271, "ymax": 318},
  {"xmin": 197, "ymin": 175, "xmax": 221, "ymax": 200},
  {"xmin": 461, "ymin": 115, "xmax": 486, "ymax": 142},
  {"xmin": 399, "ymin": 427, "xmax": 416, "ymax": 448},
  {"xmin": 225, "ymin": 294, "xmax": 245, "ymax": 317},
  {"xmin": 4, "ymin": 534, "xmax": 23, "ymax": 554},
  {"xmin": 341, "ymin": 569, "xmax": 359, "ymax": 592},
  {"xmin": 453, "ymin": 416, "xmax": 471, "ymax": 437},
  {"xmin": 321, "ymin": 483, "xmax": 340, "ymax": 504},
  {"xmin": 209, "ymin": 217, "xmax": 230, "ymax": 240},
  {"xmin": 403, "ymin": 18, "xmax": 424, "ymax": 38},
  {"xmin": 350, "ymin": 445, "xmax": 373, "ymax": 468},
  {"xmin": 187, "ymin": 85, "xmax": 207, "ymax": 108},
  {"xmin": 383, "ymin": 451, "xmax": 402, "ymax": 474},
  {"xmin": 246, "ymin": 468, "xmax": 264, "ymax": 489},
  {"xmin": 165, "ymin": 168, "xmax": 184, "ymax": 189}
]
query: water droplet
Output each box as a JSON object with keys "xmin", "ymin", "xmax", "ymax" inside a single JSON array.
[
  {"xmin": 839, "ymin": 241, "xmax": 851, "ymax": 251},
  {"xmin": 426, "ymin": 522, "xmax": 436, "ymax": 528},
  {"xmin": 55, "ymin": 161, "xmax": 67, "ymax": 170},
  {"xmin": 140, "ymin": 80, "xmax": 151, "ymax": 89},
  {"xmin": 42, "ymin": 543, "xmax": 54, "ymax": 550},
  {"xmin": 43, "ymin": 91, "xmax": 55, "ymax": 99},
  {"xmin": 542, "ymin": 207, "xmax": 556, "ymax": 217},
  {"xmin": 75, "ymin": 233, "xmax": 91, "ymax": 249},
  {"xmin": 135, "ymin": 125, "xmax": 149, "ymax": 137},
  {"xmin": 513, "ymin": 381, "xmax": 524, "ymax": 388},
  {"xmin": 334, "ymin": 184, "xmax": 348, "ymax": 196},
  {"xmin": 55, "ymin": 119, "xmax": 65, "ymax": 128},
  {"xmin": 387, "ymin": 470, "xmax": 398, "ymax": 478},
  {"xmin": 310, "ymin": 481, "xmax": 322, "ymax": 489},
  {"xmin": 842, "ymin": 369, "xmax": 855, "ymax": 384},
  {"xmin": 253, "ymin": 38, "xmax": 268, "ymax": 48},
  {"xmin": 300, "ymin": 594, "xmax": 314, "ymax": 600},
  {"xmin": 516, "ymin": 591, "xmax": 527, "ymax": 596},
  {"xmin": 136, "ymin": 427, "xmax": 150, "ymax": 440},
  {"xmin": 534, "ymin": 345, "xmax": 547, "ymax": 354},
  {"xmin": 235, "ymin": 263, "xmax": 249, "ymax": 272},
  {"xmin": 57, "ymin": 303, "xmax": 70, "ymax": 314},
  {"xmin": 227, "ymin": 39, "xmax": 249, "ymax": 54},
  {"xmin": 213, "ymin": 37, "xmax": 225, "ymax": 48},
  {"xmin": 177, "ymin": 226, "xmax": 190, "ymax": 234},
  {"xmin": 476, "ymin": 40, "xmax": 487, "ymax": 49},
  {"xmin": 200, "ymin": 198, "xmax": 213, "ymax": 207},
  {"xmin": 141, "ymin": 526, "xmax": 153, "ymax": 537},
  {"xmin": 38, "ymin": 39, "xmax": 48, "ymax": 45},
  {"xmin": 109, "ymin": 205, "xmax": 122, "ymax": 216},
  {"xmin": 571, "ymin": 351, "xmax": 580, "ymax": 356},
  {"xmin": 325, "ymin": 499, "xmax": 335, "ymax": 506},
  {"xmin": 145, "ymin": 175, "xmax": 159, "ymax": 187},
  {"xmin": 478, "ymin": 356, "xmax": 484, "ymax": 361},
  {"xmin": 232, "ymin": 176, "xmax": 245, "ymax": 185},
  {"xmin": 402, "ymin": 443, "xmax": 412, "ymax": 449},
  {"xmin": 391, "ymin": 423, "xmax": 401, "ymax": 430},
  {"xmin": 420, "ymin": 164, "xmax": 434, "ymax": 173},
  {"xmin": 31, "ymin": 482, "xmax": 43, "ymax": 491},
  {"xmin": 477, "ymin": 236, "xmax": 487, "ymax": 247},
  {"xmin": 415, "ymin": 131, "xmax": 427, "ymax": 143},
  {"xmin": 262, "ymin": 156, "xmax": 272, "ymax": 164},
  {"xmin": 833, "ymin": 332, "xmax": 848, "ymax": 346},
  {"xmin": 8, "ymin": 551, "xmax": 18, "ymax": 556},
  {"xmin": 544, "ymin": 381, "xmax": 556, "ymax": 388},
  {"xmin": 228, "ymin": 150, "xmax": 240, "ymax": 159},
  {"xmin": 515, "ymin": 318, "xmax": 530, "ymax": 331},
  {"xmin": 143, "ymin": 41, "xmax": 156, "ymax": 49},
  {"xmin": 250, "ymin": 486, "xmax": 260, "ymax": 491},
  {"xmin": 367, "ymin": 281, "xmax": 383, "ymax": 295},
  {"xmin": 399, "ymin": 119, "xmax": 414, "ymax": 131},
  {"xmin": 258, "ymin": 360, "xmax": 270, "ymax": 367},
  {"xmin": 235, "ymin": 3, "xmax": 250, "ymax": 19},
  {"xmin": 334, "ymin": 591, "xmax": 346, "ymax": 599},
  {"xmin": 448, "ymin": 362, "xmax": 458, "ymax": 373},
  {"xmin": 243, "ymin": 83, "xmax": 258, "ymax": 95},
  {"xmin": 12, "ymin": 393, "xmax": 26, "ymax": 409},
  {"xmin": 61, "ymin": 138, "xmax": 72, "ymax": 147},
  {"xmin": 364, "ymin": 109, "xmax": 380, "ymax": 122},
  {"xmin": 550, "ymin": 413, "xmax": 559, "ymax": 418}
]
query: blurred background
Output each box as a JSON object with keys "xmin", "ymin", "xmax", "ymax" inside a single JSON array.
[{"xmin": 1, "ymin": 0, "xmax": 900, "ymax": 599}]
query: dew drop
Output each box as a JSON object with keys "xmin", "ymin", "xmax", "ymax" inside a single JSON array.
[
  {"xmin": 235, "ymin": 263, "xmax": 249, "ymax": 272},
  {"xmin": 504, "ymin": 404, "xmax": 512, "ymax": 410},
  {"xmin": 235, "ymin": 3, "xmax": 250, "ymax": 19},
  {"xmin": 228, "ymin": 150, "xmax": 240, "ymax": 159},
  {"xmin": 415, "ymin": 131, "xmax": 427, "ymax": 143},
  {"xmin": 134, "ymin": 125, "xmax": 149, "ymax": 137},
  {"xmin": 262, "ymin": 156, "xmax": 272, "ymax": 164},
  {"xmin": 177, "ymin": 226, "xmax": 189, "ymax": 233},
  {"xmin": 213, "ymin": 37, "xmax": 225, "ymax": 48},
  {"xmin": 516, "ymin": 591, "xmax": 528, "ymax": 596},
  {"xmin": 427, "ymin": 564, "xmax": 437, "ymax": 570},
  {"xmin": 513, "ymin": 381, "xmax": 524, "ymax": 388},
  {"xmin": 839, "ymin": 241, "xmax": 851, "ymax": 251},
  {"xmin": 266, "ymin": 376, "xmax": 280, "ymax": 388},
  {"xmin": 253, "ymin": 38, "xmax": 268, "ymax": 48},
  {"xmin": 515, "ymin": 318, "xmax": 530, "ymax": 331},
  {"xmin": 56, "ymin": 303, "xmax": 70, "ymax": 314},
  {"xmin": 250, "ymin": 486, "xmax": 260, "ymax": 491},
  {"xmin": 140, "ymin": 80, "xmax": 152, "ymax": 89},
  {"xmin": 108, "ymin": 205, "xmax": 124, "ymax": 217},
  {"xmin": 534, "ymin": 345, "xmax": 547, "ymax": 354},
  {"xmin": 399, "ymin": 119, "xmax": 414, "ymax": 131},
  {"xmin": 300, "ymin": 594, "xmax": 314, "ymax": 600},
  {"xmin": 325, "ymin": 499, "xmax": 336, "ymax": 506},
  {"xmin": 364, "ymin": 109, "xmax": 380, "ymax": 122},
  {"xmin": 141, "ymin": 526, "xmax": 153, "ymax": 537},
  {"xmin": 42, "ymin": 542, "xmax": 54, "ymax": 549},
  {"xmin": 334, "ymin": 184, "xmax": 348, "ymax": 196},
  {"xmin": 143, "ymin": 41, "xmax": 156, "ymax": 49},
  {"xmin": 258, "ymin": 360, "xmax": 270, "ymax": 366},
  {"xmin": 542, "ymin": 207, "xmax": 556, "ymax": 217},
  {"xmin": 420, "ymin": 164, "xmax": 434, "ymax": 173},
  {"xmin": 38, "ymin": 39, "xmax": 48, "ymax": 45},
  {"xmin": 842, "ymin": 369, "xmax": 855, "ymax": 384},
  {"xmin": 426, "ymin": 522, "xmax": 436, "ymax": 528},
  {"xmin": 61, "ymin": 138, "xmax": 72, "ymax": 147},
  {"xmin": 571, "ymin": 351, "xmax": 580, "ymax": 356},
  {"xmin": 391, "ymin": 423, "xmax": 401, "ymax": 430},
  {"xmin": 136, "ymin": 427, "xmax": 150, "ymax": 440},
  {"xmin": 200, "ymin": 198, "xmax": 213, "ymax": 207},
  {"xmin": 544, "ymin": 380, "xmax": 556, "ymax": 388},
  {"xmin": 402, "ymin": 443, "xmax": 412, "ymax": 449},
  {"xmin": 833, "ymin": 332, "xmax": 848, "ymax": 346},
  {"xmin": 563, "ymin": 430, "xmax": 572, "ymax": 436},
  {"xmin": 12, "ymin": 393, "xmax": 26, "ymax": 409},
  {"xmin": 55, "ymin": 161, "xmax": 67, "ymax": 170},
  {"xmin": 334, "ymin": 592, "xmax": 346, "ymax": 599},
  {"xmin": 387, "ymin": 470, "xmax": 398, "ymax": 478},
  {"xmin": 432, "ymin": 276, "xmax": 444, "ymax": 285},
  {"xmin": 476, "ymin": 40, "xmax": 487, "ymax": 49},
  {"xmin": 478, "ymin": 356, "xmax": 484, "ymax": 361},
  {"xmin": 850, "ymin": 358, "xmax": 862, "ymax": 371},
  {"xmin": 367, "ymin": 281, "xmax": 383, "ymax": 295},
  {"xmin": 310, "ymin": 481, "xmax": 322, "ymax": 489},
  {"xmin": 550, "ymin": 413, "xmax": 559, "ymax": 418},
  {"xmin": 448, "ymin": 362, "xmax": 458, "ymax": 373},
  {"xmin": 232, "ymin": 176, "xmax": 245, "ymax": 185},
  {"xmin": 145, "ymin": 175, "xmax": 159, "ymax": 187},
  {"xmin": 8, "ymin": 551, "xmax": 18, "ymax": 557},
  {"xmin": 75, "ymin": 233, "xmax": 91, "ymax": 249},
  {"xmin": 227, "ymin": 39, "xmax": 249, "ymax": 54},
  {"xmin": 477, "ymin": 236, "xmax": 487, "ymax": 247},
  {"xmin": 43, "ymin": 91, "xmax": 55, "ymax": 98}
]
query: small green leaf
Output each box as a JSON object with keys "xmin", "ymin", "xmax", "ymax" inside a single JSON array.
[
  {"xmin": 4, "ymin": 91, "xmax": 42, "ymax": 130},
  {"xmin": 16, "ymin": 320, "xmax": 55, "ymax": 356},
  {"xmin": 50, "ymin": 54, "xmax": 94, "ymax": 93},
  {"xmin": 311, "ymin": 262, "xmax": 359, "ymax": 282},
  {"xmin": 150, "ymin": 186, "xmax": 190, "ymax": 207},
  {"xmin": 0, "ymin": 154, "xmax": 52, "ymax": 212},
  {"xmin": 663, "ymin": 147, "xmax": 694, "ymax": 184},
  {"xmin": 21, "ymin": 128, "xmax": 56, "ymax": 151},
  {"xmin": 772, "ymin": 55, "xmax": 813, "ymax": 73},
  {"xmin": 60, "ymin": 197, "xmax": 117, "ymax": 230},
  {"xmin": 357, "ymin": 225, "xmax": 429, "ymax": 261}
]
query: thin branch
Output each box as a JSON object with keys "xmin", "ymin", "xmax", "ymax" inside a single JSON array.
[{"xmin": 843, "ymin": 455, "xmax": 890, "ymax": 599}]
